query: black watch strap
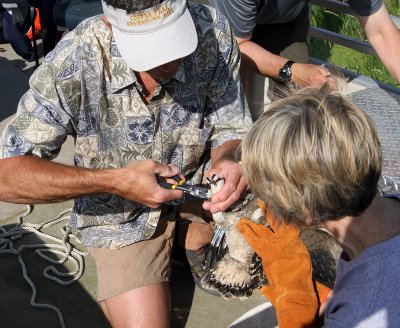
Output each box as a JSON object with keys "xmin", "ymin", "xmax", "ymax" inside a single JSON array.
[{"xmin": 279, "ymin": 60, "xmax": 295, "ymax": 83}]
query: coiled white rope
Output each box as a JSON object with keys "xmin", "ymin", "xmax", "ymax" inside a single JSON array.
[{"xmin": 0, "ymin": 205, "xmax": 88, "ymax": 328}]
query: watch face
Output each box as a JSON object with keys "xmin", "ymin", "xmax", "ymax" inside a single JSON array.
[
  {"xmin": 279, "ymin": 68, "xmax": 291, "ymax": 83},
  {"xmin": 279, "ymin": 62, "xmax": 293, "ymax": 83}
]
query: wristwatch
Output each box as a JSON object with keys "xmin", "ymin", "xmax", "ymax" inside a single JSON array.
[{"xmin": 278, "ymin": 60, "xmax": 295, "ymax": 84}]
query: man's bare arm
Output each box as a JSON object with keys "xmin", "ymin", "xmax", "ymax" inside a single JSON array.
[
  {"xmin": 237, "ymin": 37, "xmax": 336, "ymax": 88},
  {"xmin": 358, "ymin": 4, "xmax": 400, "ymax": 84},
  {"xmin": 0, "ymin": 156, "xmax": 182, "ymax": 206}
]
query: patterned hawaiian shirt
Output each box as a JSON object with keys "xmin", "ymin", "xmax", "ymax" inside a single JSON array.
[{"xmin": 0, "ymin": 3, "xmax": 252, "ymax": 249}]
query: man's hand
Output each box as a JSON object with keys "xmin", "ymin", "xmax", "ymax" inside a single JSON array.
[
  {"xmin": 112, "ymin": 159, "xmax": 184, "ymax": 208},
  {"xmin": 202, "ymin": 155, "xmax": 247, "ymax": 214},
  {"xmin": 291, "ymin": 63, "xmax": 337, "ymax": 90}
]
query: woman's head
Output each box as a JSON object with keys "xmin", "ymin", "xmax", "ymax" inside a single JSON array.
[{"xmin": 241, "ymin": 85, "xmax": 382, "ymax": 227}]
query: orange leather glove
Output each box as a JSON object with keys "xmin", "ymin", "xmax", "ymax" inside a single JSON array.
[{"xmin": 238, "ymin": 208, "xmax": 323, "ymax": 328}]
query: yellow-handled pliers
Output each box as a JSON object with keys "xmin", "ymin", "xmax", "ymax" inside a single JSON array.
[{"xmin": 159, "ymin": 175, "xmax": 211, "ymax": 200}]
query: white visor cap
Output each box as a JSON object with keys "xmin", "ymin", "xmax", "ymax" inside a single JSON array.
[{"xmin": 102, "ymin": 0, "xmax": 198, "ymax": 71}]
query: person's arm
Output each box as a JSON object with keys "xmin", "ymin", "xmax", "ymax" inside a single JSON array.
[
  {"xmin": 357, "ymin": 3, "xmax": 400, "ymax": 83},
  {"xmin": 202, "ymin": 139, "xmax": 247, "ymax": 214},
  {"xmin": 237, "ymin": 36, "xmax": 336, "ymax": 88},
  {"xmin": 0, "ymin": 155, "xmax": 183, "ymax": 207},
  {"xmin": 209, "ymin": 0, "xmax": 335, "ymax": 88}
]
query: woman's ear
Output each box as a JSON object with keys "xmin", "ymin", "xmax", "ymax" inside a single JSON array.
[{"xmin": 304, "ymin": 208, "xmax": 314, "ymax": 226}]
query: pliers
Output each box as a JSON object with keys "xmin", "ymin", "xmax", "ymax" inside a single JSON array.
[{"xmin": 159, "ymin": 175, "xmax": 211, "ymax": 200}]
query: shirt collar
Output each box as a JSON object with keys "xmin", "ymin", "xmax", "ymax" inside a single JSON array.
[
  {"xmin": 152, "ymin": 61, "xmax": 187, "ymax": 85},
  {"xmin": 109, "ymin": 47, "xmax": 137, "ymax": 93},
  {"xmin": 172, "ymin": 63, "xmax": 186, "ymax": 83}
]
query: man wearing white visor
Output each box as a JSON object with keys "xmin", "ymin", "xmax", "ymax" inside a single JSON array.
[{"xmin": 0, "ymin": 0, "xmax": 252, "ymax": 326}]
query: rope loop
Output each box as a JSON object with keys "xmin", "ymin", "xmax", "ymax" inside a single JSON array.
[{"xmin": 0, "ymin": 205, "xmax": 87, "ymax": 328}]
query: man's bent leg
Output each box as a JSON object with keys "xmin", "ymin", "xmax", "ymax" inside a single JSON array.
[
  {"xmin": 102, "ymin": 282, "xmax": 170, "ymax": 328},
  {"xmin": 177, "ymin": 200, "xmax": 214, "ymax": 252},
  {"xmin": 89, "ymin": 217, "xmax": 175, "ymax": 327}
]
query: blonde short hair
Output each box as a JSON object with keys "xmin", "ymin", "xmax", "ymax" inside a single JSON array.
[{"xmin": 241, "ymin": 85, "xmax": 382, "ymax": 227}]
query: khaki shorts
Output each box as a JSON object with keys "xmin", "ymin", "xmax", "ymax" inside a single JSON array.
[{"xmin": 88, "ymin": 217, "xmax": 176, "ymax": 301}]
